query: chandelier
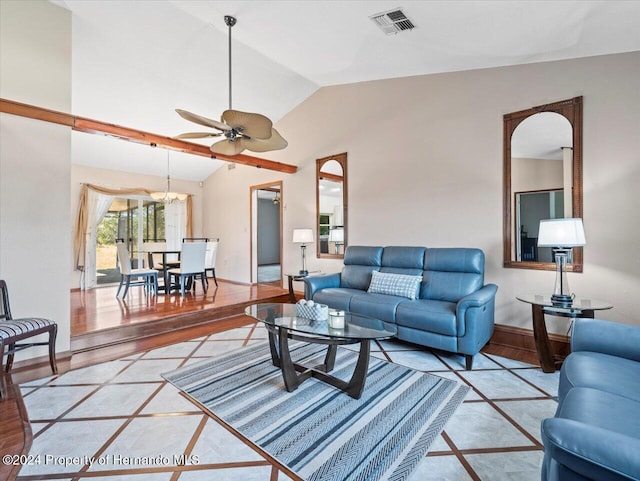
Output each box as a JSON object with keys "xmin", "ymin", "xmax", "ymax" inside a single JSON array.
[{"xmin": 150, "ymin": 150, "xmax": 187, "ymax": 203}]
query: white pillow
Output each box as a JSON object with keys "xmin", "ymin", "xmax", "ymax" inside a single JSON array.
[{"xmin": 367, "ymin": 271, "xmax": 422, "ymax": 300}]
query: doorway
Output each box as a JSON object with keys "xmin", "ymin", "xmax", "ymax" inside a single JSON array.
[{"xmin": 250, "ymin": 181, "xmax": 283, "ymax": 285}]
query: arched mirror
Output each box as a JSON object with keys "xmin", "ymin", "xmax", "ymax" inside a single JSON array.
[
  {"xmin": 316, "ymin": 152, "xmax": 348, "ymax": 258},
  {"xmin": 503, "ymin": 97, "xmax": 583, "ymax": 271}
]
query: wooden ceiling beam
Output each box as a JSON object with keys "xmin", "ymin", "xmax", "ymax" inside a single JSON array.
[{"xmin": 0, "ymin": 98, "xmax": 297, "ymax": 174}]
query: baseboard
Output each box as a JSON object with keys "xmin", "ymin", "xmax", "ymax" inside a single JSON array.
[{"xmin": 490, "ymin": 323, "xmax": 570, "ymax": 358}]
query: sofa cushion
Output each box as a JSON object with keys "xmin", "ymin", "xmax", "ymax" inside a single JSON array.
[
  {"xmin": 340, "ymin": 246, "xmax": 384, "ymax": 290},
  {"xmin": 344, "ymin": 246, "xmax": 383, "ymax": 267},
  {"xmin": 312, "ymin": 288, "xmax": 362, "ymax": 312},
  {"xmin": 341, "ymin": 266, "xmax": 380, "ymax": 291},
  {"xmin": 395, "ymin": 299, "xmax": 457, "ymax": 336},
  {"xmin": 420, "ymin": 248, "xmax": 484, "ymax": 302},
  {"xmin": 381, "ymin": 246, "xmax": 426, "ymax": 269},
  {"xmin": 367, "ymin": 271, "xmax": 422, "ymax": 300},
  {"xmin": 349, "ymin": 293, "xmax": 404, "ymax": 323},
  {"xmin": 559, "ymin": 351, "xmax": 640, "ymax": 403},
  {"xmin": 557, "ymin": 387, "xmax": 640, "ymax": 440}
]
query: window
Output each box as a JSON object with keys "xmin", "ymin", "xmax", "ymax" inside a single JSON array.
[{"xmin": 96, "ymin": 199, "xmax": 166, "ymax": 284}]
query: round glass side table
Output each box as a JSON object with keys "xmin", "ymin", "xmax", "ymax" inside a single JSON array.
[
  {"xmin": 516, "ymin": 294, "xmax": 613, "ymax": 373},
  {"xmin": 285, "ymin": 271, "xmax": 321, "ymax": 303}
]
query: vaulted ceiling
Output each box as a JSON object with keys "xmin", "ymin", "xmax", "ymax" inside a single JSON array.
[{"xmin": 50, "ymin": 0, "xmax": 640, "ymax": 181}]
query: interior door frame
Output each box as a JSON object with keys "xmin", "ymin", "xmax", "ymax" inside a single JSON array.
[{"xmin": 250, "ymin": 181, "xmax": 283, "ymax": 284}]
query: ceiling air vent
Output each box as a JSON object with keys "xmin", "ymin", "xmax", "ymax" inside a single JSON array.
[{"xmin": 370, "ymin": 8, "xmax": 416, "ymax": 35}]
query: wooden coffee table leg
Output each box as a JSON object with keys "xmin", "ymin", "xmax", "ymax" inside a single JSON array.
[
  {"xmin": 278, "ymin": 328, "xmax": 300, "ymax": 392},
  {"xmin": 267, "ymin": 330, "xmax": 281, "ymax": 368},
  {"xmin": 323, "ymin": 344, "xmax": 337, "ymax": 372},
  {"xmin": 344, "ymin": 340, "xmax": 370, "ymax": 399},
  {"xmin": 532, "ymin": 304, "xmax": 556, "ymax": 373}
]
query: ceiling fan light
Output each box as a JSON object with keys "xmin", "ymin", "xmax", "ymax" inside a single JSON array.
[{"xmin": 222, "ymin": 110, "xmax": 273, "ymax": 140}]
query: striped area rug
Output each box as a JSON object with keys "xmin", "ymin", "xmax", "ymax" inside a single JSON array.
[{"xmin": 163, "ymin": 342, "xmax": 469, "ymax": 481}]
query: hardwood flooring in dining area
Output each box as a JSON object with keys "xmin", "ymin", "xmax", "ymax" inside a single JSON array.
[{"xmin": 71, "ymin": 279, "xmax": 290, "ymax": 336}]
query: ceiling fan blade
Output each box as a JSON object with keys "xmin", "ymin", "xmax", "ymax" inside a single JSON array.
[
  {"xmin": 222, "ymin": 109, "xmax": 273, "ymax": 140},
  {"xmin": 242, "ymin": 128, "xmax": 288, "ymax": 153},
  {"xmin": 174, "ymin": 132, "xmax": 222, "ymax": 139},
  {"xmin": 210, "ymin": 138, "xmax": 246, "ymax": 156},
  {"xmin": 175, "ymin": 109, "xmax": 231, "ymax": 131}
]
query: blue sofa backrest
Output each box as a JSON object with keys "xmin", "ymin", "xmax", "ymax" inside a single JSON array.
[
  {"xmin": 420, "ymin": 248, "xmax": 484, "ymax": 302},
  {"xmin": 340, "ymin": 246, "xmax": 485, "ymax": 303},
  {"xmin": 340, "ymin": 246, "xmax": 383, "ymax": 290}
]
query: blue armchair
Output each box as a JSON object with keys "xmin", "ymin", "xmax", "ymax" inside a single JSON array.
[{"xmin": 541, "ymin": 318, "xmax": 640, "ymax": 481}]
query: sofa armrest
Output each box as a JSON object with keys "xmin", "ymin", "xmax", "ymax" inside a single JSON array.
[
  {"xmin": 303, "ymin": 273, "xmax": 341, "ymax": 299},
  {"xmin": 571, "ymin": 318, "xmax": 640, "ymax": 362},
  {"xmin": 455, "ymin": 284, "xmax": 498, "ymax": 339},
  {"xmin": 456, "ymin": 284, "xmax": 498, "ymax": 315},
  {"xmin": 542, "ymin": 418, "xmax": 640, "ymax": 481}
]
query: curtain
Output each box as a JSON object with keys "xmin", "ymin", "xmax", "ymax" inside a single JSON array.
[
  {"xmin": 84, "ymin": 190, "xmax": 114, "ymax": 289},
  {"xmin": 165, "ymin": 200, "xmax": 187, "ymax": 252},
  {"xmin": 73, "ymin": 183, "xmax": 193, "ymax": 283}
]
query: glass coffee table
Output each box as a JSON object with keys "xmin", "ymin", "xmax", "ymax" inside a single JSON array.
[{"xmin": 245, "ymin": 303, "xmax": 396, "ymax": 399}]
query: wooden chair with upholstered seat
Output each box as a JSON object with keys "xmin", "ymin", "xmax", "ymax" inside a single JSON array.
[
  {"xmin": 0, "ymin": 279, "xmax": 58, "ymax": 398},
  {"xmin": 205, "ymin": 239, "xmax": 219, "ymax": 287},
  {"xmin": 168, "ymin": 242, "xmax": 207, "ymax": 297},
  {"xmin": 116, "ymin": 241, "xmax": 159, "ymax": 298}
]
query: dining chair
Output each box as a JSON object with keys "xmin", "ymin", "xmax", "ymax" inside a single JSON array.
[
  {"xmin": 205, "ymin": 239, "xmax": 219, "ymax": 287},
  {"xmin": 0, "ymin": 279, "xmax": 58, "ymax": 398},
  {"xmin": 168, "ymin": 242, "xmax": 207, "ymax": 297},
  {"xmin": 116, "ymin": 241, "xmax": 159, "ymax": 298}
]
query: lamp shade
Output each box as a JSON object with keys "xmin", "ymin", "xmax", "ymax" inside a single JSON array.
[
  {"xmin": 537, "ymin": 218, "xmax": 586, "ymax": 247},
  {"xmin": 332, "ymin": 205, "xmax": 344, "ymax": 227},
  {"xmin": 329, "ymin": 228, "xmax": 344, "ymax": 243},
  {"xmin": 292, "ymin": 228, "xmax": 314, "ymax": 244}
]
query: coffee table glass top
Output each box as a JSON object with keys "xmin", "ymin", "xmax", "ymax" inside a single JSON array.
[
  {"xmin": 516, "ymin": 294, "xmax": 613, "ymax": 312},
  {"xmin": 245, "ymin": 303, "xmax": 397, "ymax": 340}
]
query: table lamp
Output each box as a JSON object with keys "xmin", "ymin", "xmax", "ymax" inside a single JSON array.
[
  {"xmin": 292, "ymin": 228, "xmax": 314, "ymax": 275},
  {"xmin": 537, "ymin": 218, "xmax": 586, "ymax": 307},
  {"xmin": 329, "ymin": 228, "xmax": 344, "ymax": 254}
]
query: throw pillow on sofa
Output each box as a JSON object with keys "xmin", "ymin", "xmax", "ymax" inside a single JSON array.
[{"xmin": 367, "ymin": 271, "xmax": 422, "ymax": 300}]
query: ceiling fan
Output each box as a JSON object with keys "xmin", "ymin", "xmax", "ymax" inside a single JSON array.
[{"xmin": 175, "ymin": 15, "xmax": 287, "ymax": 156}]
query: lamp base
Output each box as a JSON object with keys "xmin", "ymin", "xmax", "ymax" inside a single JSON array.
[
  {"xmin": 298, "ymin": 269, "xmax": 308, "ymax": 276},
  {"xmin": 551, "ymin": 294, "xmax": 573, "ymax": 307}
]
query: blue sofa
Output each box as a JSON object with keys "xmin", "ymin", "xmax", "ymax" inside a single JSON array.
[
  {"xmin": 303, "ymin": 246, "xmax": 498, "ymax": 369},
  {"xmin": 541, "ymin": 318, "xmax": 640, "ymax": 481}
]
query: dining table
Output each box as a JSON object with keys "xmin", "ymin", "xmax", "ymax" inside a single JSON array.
[{"xmin": 147, "ymin": 250, "xmax": 181, "ymax": 293}]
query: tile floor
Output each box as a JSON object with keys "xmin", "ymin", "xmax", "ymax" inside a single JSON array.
[{"xmin": 16, "ymin": 323, "xmax": 559, "ymax": 480}]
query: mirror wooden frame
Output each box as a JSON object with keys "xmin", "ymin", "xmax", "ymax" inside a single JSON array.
[
  {"xmin": 503, "ymin": 96, "xmax": 583, "ymax": 272},
  {"xmin": 316, "ymin": 152, "xmax": 348, "ymax": 259}
]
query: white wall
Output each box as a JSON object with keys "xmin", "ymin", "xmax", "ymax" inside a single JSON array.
[
  {"xmin": 0, "ymin": 0, "xmax": 72, "ymax": 354},
  {"xmin": 70, "ymin": 163, "xmax": 205, "ymax": 288},
  {"xmin": 203, "ymin": 51, "xmax": 640, "ymax": 334}
]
